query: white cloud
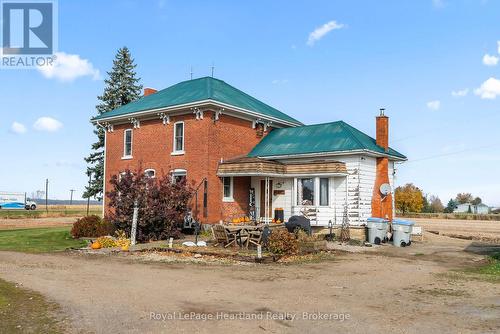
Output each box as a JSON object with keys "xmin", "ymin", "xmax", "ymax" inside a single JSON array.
[
  {"xmin": 482, "ymin": 54, "xmax": 499, "ymax": 66},
  {"xmin": 426, "ymin": 100, "xmax": 441, "ymax": 110},
  {"xmin": 474, "ymin": 77, "xmax": 500, "ymax": 99},
  {"xmin": 432, "ymin": 0, "xmax": 445, "ymax": 8},
  {"xmin": 33, "ymin": 117, "xmax": 63, "ymax": 132},
  {"xmin": 451, "ymin": 88, "xmax": 469, "ymax": 97},
  {"xmin": 10, "ymin": 122, "xmax": 27, "ymax": 134},
  {"xmin": 307, "ymin": 20, "xmax": 345, "ymax": 46},
  {"xmin": 37, "ymin": 52, "xmax": 100, "ymax": 82}
]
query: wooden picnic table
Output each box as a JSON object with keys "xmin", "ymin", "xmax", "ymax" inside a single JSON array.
[
  {"xmin": 223, "ymin": 223, "xmax": 285, "ymax": 247},
  {"xmin": 224, "ymin": 223, "xmax": 284, "ymax": 232}
]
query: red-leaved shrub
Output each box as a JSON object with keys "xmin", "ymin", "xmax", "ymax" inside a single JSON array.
[
  {"xmin": 267, "ymin": 228, "xmax": 298, "ymax": 255},
  {"xmin": 71, "ymin": 215, "xmax": 114, "ymax": 238},
  {"xmin": 106, "ymin": 170, "xmax": 193, "ymax": 242}
]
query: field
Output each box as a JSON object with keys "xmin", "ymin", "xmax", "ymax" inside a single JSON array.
[
  {"xmin": 413, "ymin": 218, "xmax": 500, "ymax": 242},
  {"xmin": 400, "ymin": 212, "xmax": 500, "ymax": 221},
  {"xmin": 0, "ymin": 205, "xmax": 101, "ymax": 219}
]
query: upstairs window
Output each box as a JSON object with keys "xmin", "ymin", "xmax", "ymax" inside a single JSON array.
[
  {"xmin": 123, "ymin": 129, "xmax": 132, "ymax": 158},
  {"xmin": 173, "ymin": 122, "xmax": 184, "ymax": 153}
]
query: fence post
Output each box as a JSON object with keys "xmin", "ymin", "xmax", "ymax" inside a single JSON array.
[{"xmin": 131, "ymin": 200, "xmax": 138, "ymax": 245}]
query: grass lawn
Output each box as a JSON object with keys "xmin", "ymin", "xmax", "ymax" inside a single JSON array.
[
  {"xmin": 0, "ymin": 227, "xmax": 87, "ymax": 253},
  {"xmin": 0, "ymin": 278, "xmax": 66, "ymax": 333},
  {"xmin": 456, "ymin": 252, "xmax": 500, "ymax": 283}
]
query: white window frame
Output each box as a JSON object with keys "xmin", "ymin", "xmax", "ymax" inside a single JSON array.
[
  {"xmin": 319, "ymin": 177, "xmax": 330, "ymax": 207},
  {"xmin": 294, "ymin": 177, "xmax": 332, "ymax": 207},
  {"xmin": 171, "ymin": 168, "xmax": 187, "ymax": 184},
  {"xmin": 222, "ymin": 176, "xmax": 234, "ymax": 202},
  {"xmin": 144, "ymin": 169, "xmax": 156, "ymax": 178},
  {"xmin": 122, "ymin": 129, "xmax": 133, "ymax": 159},
  {"xmin": 172, "ymin": 121, "xmax": 185, "ymax": 155}
]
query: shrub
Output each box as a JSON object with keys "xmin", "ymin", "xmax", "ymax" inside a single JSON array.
[
  {"xmin": 71, "ymin": 215, "xmax": 114, "ymax": 239},
  {"xmin": 267, "ymin": 228, "xmax": 298, "ymax": 255},
  {"xmin": 106, "ymin": 170, "xmax": 193, "ymax": 242}
]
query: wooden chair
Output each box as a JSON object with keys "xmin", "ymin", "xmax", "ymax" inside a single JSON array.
[
  {"xmin": 301, "ymin": 206, "xmax": 318, "ymax": 225},
  {"xmin": 212, "ymin": 225, "xmax": 238, "ymax": 248},
  {"xmin": 246, "ymin": 228, "xmax": 263, "ymax": 248}
]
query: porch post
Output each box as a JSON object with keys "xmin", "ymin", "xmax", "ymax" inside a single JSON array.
[{"xmin": 265, "ymin": 176, "xmax": 270, "ymax": 223}]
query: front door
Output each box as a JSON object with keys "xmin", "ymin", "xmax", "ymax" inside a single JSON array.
[{"xmin": 259, "ymin": 180, "xmax": 273, "ymax": 218}]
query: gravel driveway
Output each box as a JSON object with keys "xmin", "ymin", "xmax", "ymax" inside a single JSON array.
[{"xmin": 0, "ymin": 233, "xmax": 498, "ymax": 334}]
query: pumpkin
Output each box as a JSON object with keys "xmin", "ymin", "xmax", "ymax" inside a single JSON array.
[
  {"xmin": 244, "ymin": 216, "xmax": 250, "ymax": 222},
  {"xmin": 121, "ymin": 244, "xmax": 129, "ymax": 252},
  {"xmin": 232, "ymin": 218, "xmax": 239, "ymax": 224},
  {"xmin": 91, "ymin": 241, "xmax": 101, "ymax": 250}
]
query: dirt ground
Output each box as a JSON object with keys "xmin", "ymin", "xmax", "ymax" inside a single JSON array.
[
  {"xmin": 0, "ymin": 217, "xmax": 76, "ymax": 230},
  {"xmin": 0, "ymin": 232, "xmax": 499, "ymax": 334}
]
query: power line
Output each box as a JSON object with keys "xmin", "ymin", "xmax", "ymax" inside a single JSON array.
[{"xmin": 404, "ymin": 143, "xmax": 500, "ymax": 164}]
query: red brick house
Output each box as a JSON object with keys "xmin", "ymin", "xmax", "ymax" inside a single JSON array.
[{"xmin": 92, "ymin": 77, "xmax": 406, "ymax": 226}]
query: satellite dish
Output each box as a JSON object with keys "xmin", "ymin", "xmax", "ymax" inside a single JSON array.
[{"xmin": 380, "ymin": 183, "xmax": 392, "ymax": 196}]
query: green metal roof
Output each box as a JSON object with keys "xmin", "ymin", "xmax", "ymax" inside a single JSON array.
[
  {"xmin": 248, "ymin": 121, "xmax": 407, "ymax": 160},
  {"xmin": 92, "ymin": 77, "xmax": 302, "ymax": 125}
]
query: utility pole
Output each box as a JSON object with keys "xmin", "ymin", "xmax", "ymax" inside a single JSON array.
[
  {"xmin": 45, "ymin": 179, "xmax": 49, "ymax": 213},
  {"xmin": 69, "ymin": 189, "xmax": 75, "ymax": 205}
]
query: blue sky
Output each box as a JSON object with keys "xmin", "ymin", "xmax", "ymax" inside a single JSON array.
[{"xmin": 1, "ymin": 0, "xmax": 499, "ymax": 206}]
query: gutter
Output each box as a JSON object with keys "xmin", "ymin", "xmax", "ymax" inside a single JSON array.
[
  {"xmin": 90, "ymin": 99, "xmax": 303, "ymax": 128},
  {"xmin": 251, "ymin": 149, "xmax": 407, "ymax": 161}
]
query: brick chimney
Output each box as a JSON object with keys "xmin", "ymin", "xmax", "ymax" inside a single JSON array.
[
  {"xmin": 144, "ymin": 88, "xmax": 157, "ymax": 96},
  {"xmin": 376, "ymin": 108, "xmax": 389, "ymax": 152},
  {"xmin": 371, "ymin": 108, "xmax": 393, "ymax": 220}
]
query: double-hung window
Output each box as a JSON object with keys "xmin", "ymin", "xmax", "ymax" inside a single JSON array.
[
  {"xmin": 123, "ymin": 129, "xmax": 132, "ymax": 158},
  {"xmin": 222, "ymin": 177, "xmax": 233, "ymax": 202},
  {"xmin": 173, "ymin": 122, "xmax": 184, "ymax": 154}
]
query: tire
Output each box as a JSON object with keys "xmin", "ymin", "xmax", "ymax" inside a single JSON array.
[
  {"xmin": 31, "ymin": 204, "xmax": 36, "ymax": 210},
  {"xmin": 374, "ymin": 237, "xmax": 381, "ymax": 245},
  {"xmin": 401, "ymin": 241, "xmax": 407, "ymax": 247}
]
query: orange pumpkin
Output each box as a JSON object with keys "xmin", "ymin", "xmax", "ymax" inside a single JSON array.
[
  {"xmin": 244, "ymin": 216, "xmax": 250, "ymax": 222},
  {"xmin": 91, "ymin": 241, "xmax": 101, "ymax": 250}
]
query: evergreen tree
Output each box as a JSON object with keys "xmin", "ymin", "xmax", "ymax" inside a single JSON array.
[
  {"xmin": 84, "ymin": 47, "xmax": 142, "ymax": 200},
  {"xmin": 444, "ymin": 199, "xmax": 456, "ymax": 213}
]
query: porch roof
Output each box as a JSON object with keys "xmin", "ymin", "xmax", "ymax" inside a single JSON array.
[{"xmin": 217, "ymin": 157, "xmax": 348, "ymax": 177}]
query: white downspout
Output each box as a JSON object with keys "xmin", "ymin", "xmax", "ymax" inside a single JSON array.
[{"xmin": 96, "ymin": 121, "xmax": 107, "ymax": 218}]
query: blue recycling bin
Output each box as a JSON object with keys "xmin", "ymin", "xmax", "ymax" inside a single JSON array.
[{"xmin": 392, "ymin": 219, "xmax": 415, "ymax": 247}]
